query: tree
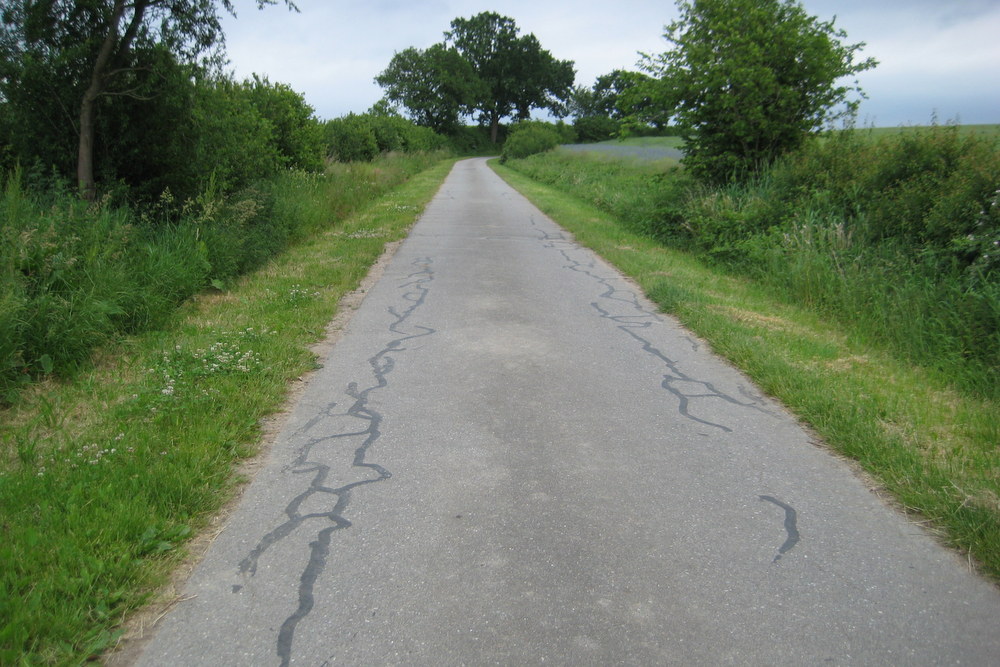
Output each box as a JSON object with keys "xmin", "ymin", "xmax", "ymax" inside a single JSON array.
[
  {"xmin": 445, "ymin": 12, "xmax": 574, "ymax": 143},
  {"xmin": 613, "ymin": 71, "xmax": 674, "ymax": 133},
  {"xmin": 375, "ymin": 44, "xmax": 482, "ymax": 135},
  {"xmin": 376, "ymin": 12, "xmax": 575, "ymax": 143},
  {"xmin": 240, "ymin": 74, "xmax": 325, "ymax": 171},
  {"xmin": 570, "ymin": 70, "xmax": 634, "ymax": 120},
  {"xmin": 569, "ymin": 70, "xmax": 645, "ymax": 142},
  {"xmin": 638, "ymin": 0, "xmax": 876, "ymax": 183},
  {"xmin": 0, "ymin": 1, "xmax": 295, "ymax": 200}
]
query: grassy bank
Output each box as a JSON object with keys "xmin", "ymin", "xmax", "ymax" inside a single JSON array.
[
  {"xmin": 512, "ymin": 126, "xmax": 1000, "ymax": 399},
  {"xmin": 0, "ymin": 157, "xmax": 456, "ymax": 664},
  {"xmin": 0, "ymin": 151, "xmax": 450, "ymax": 404},
  {"xmin": 491, "ymin": 154, "xmax": 1000, "ymax": 581}
]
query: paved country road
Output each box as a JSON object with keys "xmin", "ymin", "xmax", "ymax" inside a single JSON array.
[{"xmin": 132, "ymin": 158, "xmax": 1000, "ymax": 665}]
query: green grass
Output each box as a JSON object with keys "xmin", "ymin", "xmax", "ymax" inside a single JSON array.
[
  {"xmin": 490, "ymin": 159, "xmax": 1000, "ymax": 582},
  {"xmin": 0, "ymin": 157, "xmax": 457, "ymax": 664},
  {"xmin": 572, "ymin": 125, "xmax": 1000, "ymax": 150}
]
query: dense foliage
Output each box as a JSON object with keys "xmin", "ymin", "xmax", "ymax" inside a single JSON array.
[
  {"xmin": 505, "ymin": 126, "xmax": 1000, "ymax": 397},
  {"xmin": 375, "ymin": 44, "xmax": 482, "ymax": 135},
  {"xmin": 630, "ymin": 0, "xmax": 876, "ymax": 183},
  {"xmin": 0, "ymin": 2, "xmax": 453, "ymax": 404},
  {"xmin": 377, "ymin": 12, "xmax": 575, "ymax": 143},
  {"xmin": 324, "ymin": 112, "xmax": 447, "ymax": 163},
  {"xmin": 568, "ymin": 70, "xmax": 639, "ymax": 141},
  {"xmin": 0, "ymin": 0, "xmax": 296, "ymax": 199},
  {"xmin": 499, "ymin": 120, "xmax": 573, "ymax": 163},
  {"xmin": 0, "ymin": 8, "xmax": 325, "ymax": 204},
  {"xmin": 0, "ymin": 151, "xmax": 449, "ymax": 403}
]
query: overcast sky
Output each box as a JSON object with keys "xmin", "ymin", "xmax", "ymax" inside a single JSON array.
[{"xmin": 220, "ymin": 0, "xmax": 1000, "ymax": 127}]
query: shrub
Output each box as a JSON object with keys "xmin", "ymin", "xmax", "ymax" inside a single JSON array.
[
  {"xmin": 325, "ymin": 115, "xmax": 379, "ymax": 163},
  {"xmin": 325, "ymin": 115, "xmax": 448, "ymax": 162},
  {"xmin": 187, "ymin": 79, "xmax": 285, "ymax": 195},
  {"xmin": 448, "ymin": 125, "xmax": 498, "ymax": 154},
  {"xmin": 240, "ymin": 75, "xmax": 326, "ymax": 172},
  {"xmin": 400, "ymin": 123, "xmax": 447, "ymax": 153},
  {"xmin": 500, "ymin": 123, "xmax": 563, "ymax": 163},
  {"xmin": 573, "ymin": 116, "xmax": 620, "ymax": 142}
]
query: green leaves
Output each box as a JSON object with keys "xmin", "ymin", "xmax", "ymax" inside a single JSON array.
[
  {"xmin": 376, "ymin": 45, "xmax": 481, "ymax": 134},
  {"xmin": 0, "ymin": 0, "xmax": 300, "ymax": 199},
  {"xmin": 632, "ymin": 0, "xmax": 877, "ymax": 184},
  {"xmin": 137, "ymin": 524, "xmax": 192, "ymax": 556},
  {"xmin": 376, "ymin": 12, "xmax": 575, "ymax": 142},
  {"xmin": 446, "ymin": 12, "xmax": 574, "ymax": 140}
]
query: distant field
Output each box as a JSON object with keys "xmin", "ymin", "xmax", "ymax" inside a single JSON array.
[
  {"xmin": 559, "ymin": 136, "xmax": 684, "ymax": 163},
  {"xmin": 560, "ymin": 125, "xmax": 999, "ymax": 162},
  {"xmin": 860, "ymin": 123, "xmax": 1000, "ymax": 139}
]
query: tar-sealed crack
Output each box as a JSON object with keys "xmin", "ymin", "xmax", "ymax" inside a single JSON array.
[
  {"xmin": 237, "ymin": 257, "xmax": 435, "ymax": 667},
  {"xmin": 759, "ymin": 495, "xmax": 801, "ymax": 562},
  {"xmin": 530, "ymin": 216, "xmax": 771, "ymax": 433}
]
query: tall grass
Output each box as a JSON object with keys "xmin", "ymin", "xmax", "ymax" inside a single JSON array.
[
  {"xmin": 0, "ymin": 152, "xmax": 449, "ymax": 403},
  {"xmin": 510, "ymin": 150, "xmax": 695, "ymax": 242},
  {"xmin": 508, "ymin": 126, "xmax": 1000, "ymax": 398}
]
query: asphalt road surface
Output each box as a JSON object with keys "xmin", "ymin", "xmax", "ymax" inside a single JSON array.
[{"xmin": 134, "ymin": 158, "xmax": 1000, "ymax": 666}]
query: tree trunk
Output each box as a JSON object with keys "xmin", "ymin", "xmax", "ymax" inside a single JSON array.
[
  {"xmin": 489, "ymin": 112, "xmax": 500, "ymax": 143},
  {"xmin": 77, "ymin": 0, "xmax": 148, "ymax": 200},
  {"xmin": 77, "ymin": 87, "xmax": 99, "ymax": 201}
]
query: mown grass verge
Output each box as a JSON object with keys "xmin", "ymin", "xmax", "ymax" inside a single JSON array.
[
  {"xmin": 490, "ymin": 159, "xmax": 1000, "ymax": 582},
  {"xmin": 0, "ymin": 157, "xmax": 457, "ymax": 664}
]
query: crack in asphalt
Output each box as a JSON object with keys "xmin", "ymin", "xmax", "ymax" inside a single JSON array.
[
  {"xmin": 759, "ymin": 495, "xmax": 801, "ymax": 562},
  {"xmin": 237, "ymin": 257, "xmax": 435, "ymax": 667},
  {"xmin": 529, "ymin": 217, "xmax": 771, "ymax": 433}
]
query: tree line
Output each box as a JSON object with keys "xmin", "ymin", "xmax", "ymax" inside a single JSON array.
[
  {"xmin": 0, "ymin": 0, "xmax": 449, "ymax": 206},
  {"xmin": 1, "ymin": 0, "xmax": 877, "ymax": 201},
  {"xmin": 377, "ymin": 0, "xmax": 875, "ymax": 184}
]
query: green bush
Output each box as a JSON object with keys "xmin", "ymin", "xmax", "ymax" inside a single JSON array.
[
  {"xmin": 324, "ymin": 114, "xmax": 447, "ymax": 162},
  {"xmin": 240, "ymin": 75, "xmax": 326, "ymax": 172},
  {"xmin": 500, "ymin": 123, "xmax": 563, "ymax": 163},
  {"xmin": 399, "ymin": 123, "xmax": 448, "ymax": 153},
  {"xmin": 671, "ymin": 127, "xmax": 1000, "ymax": 391},
  {"xmin": 187, "ymin": 78, "xmax": 285, "ymax": 195},
  {"xmin": 448, "ymin": 125, "xmax": 498, "ymax": 154},
  {"xmin": 573, "ymin": 116, "xmax": 620, "ymax": 142},
  {"xmin": 325, "ymin": 115, "xmax": 379, "ymax": 163}
]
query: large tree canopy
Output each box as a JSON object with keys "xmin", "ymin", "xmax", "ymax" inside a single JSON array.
[
  {"xmin": 375, "ymin": 44, "xmax": 482, "ymax": 135},
  {"xmin": 0, "ymin": 0, "xmax": 295, "ymax": 199},
  {"xmin": 376, "ymin": 12, "xmax": 575, "ymax": 142},
  {"xmin": 569, "ymin": 70, "xmax": 635, "ymax": 121},
  {"xmin": 634, "ymin": 0, "xmax": 876, "ymax": 183}
]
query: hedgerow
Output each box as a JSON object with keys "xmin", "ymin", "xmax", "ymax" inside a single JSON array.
[{"xmin": 506, "ymin": 125, "xmax": 1000, "ymax": 397}]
